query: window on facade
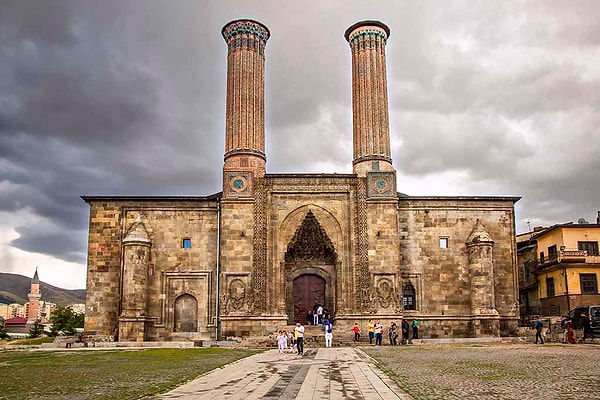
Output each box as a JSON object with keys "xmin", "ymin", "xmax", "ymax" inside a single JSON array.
[
  {"xmin": 580, "ymin": 274, "xmax": 598, "ymax": 294},
  {"xmin": 182, "ymin": 238, "xmax": 192, "ymax": 249},
  {"xmin": 372, "ymin": 161, "xmax": 380, "ymax": 171},
  {"xmin": 578, "ymin": 241, "xmax": 599, "ymax": 256},
  {"xmin": 523, "ymin": 263, "xmax": 530, "ymax": 277},
  {"xmin": 548, "ymin": 245, "xmax": 557, "ymax": 260},
  {"xmin": 546, "ymin": 277, "xmax": 555, "ymax": 297},
  {"xmin": 439, "ymin": 237, "xmax": 449, "ymax": 249},
  {"xmin": 540, "ymin": 251, "xmax": 545, "ymax": 264},
  {"xmin": 403, "ymin": 281, "xmax": 416, "ymax": 310}
]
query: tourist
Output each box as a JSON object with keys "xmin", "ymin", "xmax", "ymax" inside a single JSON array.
[
  {"xmin": 295, "ymin": 322, "xmax": 305, "ymax": 355},
  {"xmin": 317, "ymin": 304, "xmax": 324, "ymax": 325},
  {"xmin": 401, "ymin": 319, "xmax": 409, "ymax": 344},
  {"xmin": 534, "ymin": 316, "xmax": 544, "ymax": 344},
  {"xmin": 307, "ymin": 310, "xmax": 313, "ymax": 325},
  {"xmin": 582, "ymin": 312, "xmax": 595, "ymax": 340},
  {"xmin": 313, "ymin": 306, "xmax": 319, "ymax": 325},
  {"xmin": 288, "ymin": 330, "xmax": 296, "ymax": 352},
  {"xmin": 367, "ymin": 320, "xmax": 375, "ymax": 344},
  {"xmin": 351, "ymin": 322, "xmax": 361, "ymax": 342},
  {"xmin": 566, "ymin": 319, "xmax": 576, "ymax": 344},
  {"xmin": 388, "ymin": 321, "xmax": 398, "ymax": 346},
  {"xmin": 411, "ymin": 319, "xmax": 419, "ymax": 340},
  {"xmin": 374, "ymin": 320, "xmax": 383, "ymax": 346},
  {"xmin": 324, "ymin": 318, "xmax": 333, "ymax": 347},
  {"xmin": 276, "ymin": 330, "xmax": 287, "ymax": 354}
]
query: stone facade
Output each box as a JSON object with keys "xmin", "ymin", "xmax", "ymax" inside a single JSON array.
[{"xmin": 83, "ymin": 19, "xmax": 520, "ymax": 342}]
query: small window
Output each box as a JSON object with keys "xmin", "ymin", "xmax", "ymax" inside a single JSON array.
[
  {"xmin": 548, "ymin": 245, "xmax": 557, "ymax": 260},
  {"xmin": 580, "ymin": 274, "xmax": 598, "ymax": 295},
  {"xmin": 403, "ymin": 281, "xmax": 416, "ymax": 310},
  {"xmin": 182, "ymin": 238, "xmax": 192, "ymax": 249},
  {"xmin": 546, "ymin": 277, "xmax": 555, "ymax": 297},
  {"xmin": 439, "ymin": 237, "xmax": 449, "ymax": 249},
  {"xmin": 578, "ymin": 241, "xmax": 599, "ymax": 256},
  {"xmin": 372, "ymin": 161, "xmax": 380, "ymax": 171},
  {"xmin": 540, "ymin": 251, "xmax": 545, "ymax": 264}
]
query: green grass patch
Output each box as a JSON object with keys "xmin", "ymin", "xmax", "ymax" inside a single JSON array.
[
  {"xmin": 0, "ymin": 347, "xmax": 261, "ymax": 400},
  {"xmin": 3, "ymin": 337, "xmax": 54, "ymax": 346}
]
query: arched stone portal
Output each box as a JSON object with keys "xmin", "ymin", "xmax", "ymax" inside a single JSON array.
[
  {"xmin": 284, "ymin": 210, "xmax": 338, "ymax": 325},
  {"xmin": 174, "ymin": 294, "xmax": 198, "ymax": 332}
]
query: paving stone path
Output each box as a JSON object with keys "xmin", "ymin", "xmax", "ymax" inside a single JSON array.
[{"xmin": 152, "ymin": 347, "xmax": 411, "ymax": 399}]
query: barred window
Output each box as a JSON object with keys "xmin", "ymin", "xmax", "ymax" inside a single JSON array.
[
  {"xmin": 580, "ymin": 274, "xmax": 598, "ymax": 295},
  {"xmin": 546, "ymin": 277, "xmax": 555, "ymax": 297}
]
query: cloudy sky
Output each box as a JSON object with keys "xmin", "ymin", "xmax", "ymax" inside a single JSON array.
[{"xmin": 1, "ymin": 0, "xmax": 599, "ymax": 289}]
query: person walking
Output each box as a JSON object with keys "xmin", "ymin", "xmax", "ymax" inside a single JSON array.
[
  {"xmin": 388, "ymin": 321, "xmax": 398, "ymax": 346},
  {"xmin": 351, "ymin": 322, "xmax": 361, "ymax": 342},
  {"xmin": 313, "ymin": 306, "xmax": 319, "ymax": 325},
  {"xmin": 324, "ymin": 318, "xmax": 333, "ymax": 347},
  {"xmin": 534, "ymin": 316, "xmax": 544, "ymax": 344},
  {"xmin": 374, "ymin": 320, "xmax": 383, "ymax": 346},
  {"xmin": 295, "ymin": 322, "xmax": 305, "ymax": 355},
  {"xmin": 317, "ymin": 305, "xmax": 324, "ymax": 325},
  {"xmin": 367, "ymin": 320, "xmax": 375, "ymax": 344},
  {"xmin": 411, "ymin": 319, "xmax": 419, "ymax": 340}
]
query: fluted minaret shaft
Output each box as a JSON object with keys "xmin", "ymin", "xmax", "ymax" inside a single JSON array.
[
  {"xmin": 345, "ymin": 21, "xmax": 394, "ymax": 177},
  {"xmin": 222, "ymin": 20, "xmax": 270, "ymax": 179}
]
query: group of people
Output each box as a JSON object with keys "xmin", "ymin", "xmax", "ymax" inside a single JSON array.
[
  {"xmin": 307, "ymin": 304, "xmax": 331, "ymax": 326},
  {"xmin": 534, "ymin": 312, "xmax": 595, "ymax": 345},
  {"xmin": 276, "ymin": 321, "xmax": 308, "ymax": 355},
  {"xmin": 355, "ymin": 319, "xmax": 420, "ymax": 346}
]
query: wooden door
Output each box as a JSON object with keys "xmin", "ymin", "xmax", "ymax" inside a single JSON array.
[{"xmin": 293, "ymin": 275, "xmax": 325, "ymax": 324}]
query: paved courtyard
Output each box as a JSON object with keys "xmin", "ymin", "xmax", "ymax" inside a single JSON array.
[
  {"xmin": 152, "ymin": 347, "xmax": 409, "ymax": 399},
  {"xmin": 153, "ymin": 342, "xmax": 600, "ymax": 400},
  {"xmin": 363, "ymin": 342, "xmax": 600, "ymax": 400}
]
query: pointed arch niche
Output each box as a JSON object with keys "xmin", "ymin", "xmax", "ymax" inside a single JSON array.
[{"xmin": 280, "ymin": 208, "xmax": 341, "ymax": 324}]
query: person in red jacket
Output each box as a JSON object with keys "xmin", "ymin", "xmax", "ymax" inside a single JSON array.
[{"xmin": 351, "ymin": 322, "xmax": 361, "ymax": 342}]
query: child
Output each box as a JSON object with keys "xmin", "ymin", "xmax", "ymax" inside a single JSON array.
[
  {"xmin": 276, "ymin": 330, "xmax": 287, "ymax": 354},
  {"xmin": 351, "ymin": 322, "xmax": 361, "ymax": 342}
]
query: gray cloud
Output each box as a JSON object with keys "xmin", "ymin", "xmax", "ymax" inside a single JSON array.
[{"xmin": 1, "ymin": 1, "xmax": 599, "ymax": 283}]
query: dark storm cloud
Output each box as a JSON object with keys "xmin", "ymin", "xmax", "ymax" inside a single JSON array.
[{"xmin": 1, "ymin": 0, "xmax": 599, "ymax": 281}]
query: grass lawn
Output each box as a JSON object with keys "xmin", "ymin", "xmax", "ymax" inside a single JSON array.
[{"xmin": 0, "ymin": 347, "xmax": 261, "ymax": 400}]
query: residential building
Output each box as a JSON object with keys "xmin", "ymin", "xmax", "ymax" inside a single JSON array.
[{"xmin": 518, "ymin": 219, "xmax": 600, "ymax": 319}]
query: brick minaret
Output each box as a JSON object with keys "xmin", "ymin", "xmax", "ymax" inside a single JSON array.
[
  {"xmin": 345, "ymin": 21, "xmax": 394, "ymax": 177},
  {"xmin": 27, "ymin": 268, "xmax": 41, "ymax": 322},
  {"xmin": 222, "ymin": 19, "xmax": 270, "ymax": 197}
]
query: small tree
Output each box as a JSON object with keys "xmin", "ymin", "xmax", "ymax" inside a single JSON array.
[
  {"xmin": 0, "ymin": 320, "xmax": 9, "ymax": 340},
  {"xmin": 28, "ymin": 320, "xmax": 43, "ymax": 338},
  {"xmin": 50, "ymin": 306, "xmax": 84, "ymax": 336}
]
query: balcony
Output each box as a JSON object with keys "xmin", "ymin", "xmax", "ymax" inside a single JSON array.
[{"xmin": 537, "ymin": 249, "xmax": 591, "ymax": 269}]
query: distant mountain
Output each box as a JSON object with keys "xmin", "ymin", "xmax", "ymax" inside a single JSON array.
[{"xmin": 0, "ymin": 273, "xmax": 86, "ymax": 307}]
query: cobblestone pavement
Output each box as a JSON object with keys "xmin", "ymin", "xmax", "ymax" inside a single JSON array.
[
  {"xmin": 363, "ymin": 342, "xmax": 600, "ymax": 400},
  {"xmin": 152, "ymin": 347, "xmax": 410, "ymax": 399}
]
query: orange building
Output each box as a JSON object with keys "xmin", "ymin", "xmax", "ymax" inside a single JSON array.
[{"xmin": 518, "ymin": 221, "xmax": 600, "ymax": 318}]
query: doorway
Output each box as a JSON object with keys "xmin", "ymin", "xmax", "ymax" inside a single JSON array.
[{"xmin": 293, "ymin": 274, "xmax": 325, "ymax": 325}]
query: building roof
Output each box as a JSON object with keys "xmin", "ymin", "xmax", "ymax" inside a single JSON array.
[
  {"xmin": 4, "ymin": 317, "xmax": 27, "ymax": 325},
  {"xmin": 81, "ymin": 193, "xmax": 222, "ymax": 203},
  {"xmin": 530, "ymin": 222, "xmax": 600, "ymax": 241}
]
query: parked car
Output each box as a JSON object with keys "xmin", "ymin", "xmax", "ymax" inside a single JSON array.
[{"xmin": 567, "ymin": 305, "xmax": 600, "ymax": 333}]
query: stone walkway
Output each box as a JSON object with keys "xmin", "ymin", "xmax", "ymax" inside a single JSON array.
[{"xmin": 152, "ymin": 347, "xmax": 411, "ymax": 399}]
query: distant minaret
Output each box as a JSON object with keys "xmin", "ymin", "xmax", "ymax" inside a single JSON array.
[
  {"xmin": 27, "ymin": 268, "xmax": 41, "ymax": 322},
  {"xmin": 345, "ymin": 21, "xmax": 394, "ymax": 177},
  {"xmin": 221, "ymin": 19, "xmax": 270, "ymax": 197}
]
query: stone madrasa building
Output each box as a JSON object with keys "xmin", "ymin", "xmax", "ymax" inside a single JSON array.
[{"xmin": 82, "ymin": 19, "xmax": 520, "ymax": 342}]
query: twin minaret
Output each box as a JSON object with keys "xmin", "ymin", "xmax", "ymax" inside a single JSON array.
[{"xmin": 221, "ymin": 19, "xmax": 393, "ymax": 194}]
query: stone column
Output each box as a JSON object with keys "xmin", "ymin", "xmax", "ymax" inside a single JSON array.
[
  {"xmin": 222, "ymin": 19, "xmax": 270, "ymax": 197},
  {"xmin": 466, "ymin": 220, "xmax": 499, "ymax": 337},
  {"xmin": 345, "ymin": 21, "xmax": 394, "ymax": 177},
  {"xmin": 119, "ymin": 215, "xmax": 151, "ymax": 342}
]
